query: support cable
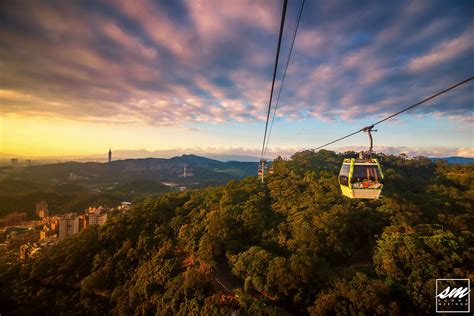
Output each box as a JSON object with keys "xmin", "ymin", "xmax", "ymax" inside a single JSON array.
[
  {"xmin": 260, "ymin": 0, "xmax": 288, "ymax": 161},
  {"xmin": 312, "ymin": 77, "xmax": 473, "ymax": 151},
  {"xmin": 264, "ymin": 0, "xmax": 306, "ymax": 157}
]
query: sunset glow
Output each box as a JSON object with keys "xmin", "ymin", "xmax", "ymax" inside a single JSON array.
[{"xmin": 1, "ymin": 0, "xmax": 472, "ymax": 158}]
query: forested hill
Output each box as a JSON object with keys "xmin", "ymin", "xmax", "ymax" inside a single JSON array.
[
  {"xmin": 2, "ymin": 154, "xmax": 257, "ymax": 185},
  {"xmin": 1, "ymin": 150, "xmax": 472, "ymax": 315},
  {"xmin": 0, "ymin": 155, "xmax": 257, "ymax": 217}
]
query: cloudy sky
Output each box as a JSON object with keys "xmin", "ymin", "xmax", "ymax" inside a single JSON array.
[{"xmin": 1, "ymin": 0, "xmax": 473, "ymax": 158}]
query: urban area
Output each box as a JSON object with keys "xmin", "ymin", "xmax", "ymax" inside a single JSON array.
[{"xmin": 0, "ymin": 200, "xmax": 132, "ymax": 263}]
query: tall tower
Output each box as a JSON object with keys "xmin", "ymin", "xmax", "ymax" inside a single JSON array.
[
  {"xmin": 108, "ymin": 148, "xmax": 112, "ymax": 163},
  {"xmin": 183, "ymin": 165, "xmax": 187, "ymax": 178}
]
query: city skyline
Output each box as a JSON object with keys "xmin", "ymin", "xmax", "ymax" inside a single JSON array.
[{"xmin": 1, "ymin": 0, "xmax": 473, "ymax": 158}]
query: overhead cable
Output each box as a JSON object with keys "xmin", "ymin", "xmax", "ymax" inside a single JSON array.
[
  {"xmin": 260, "ymin": 0, "xmax": 288, "ymax": 161},
  {"xmin": 264, "ymin": 0, "xmax": 306, "ymax": 157},
  {"xmin": 313, "ymin": 76, "xmax": 474, "ymax": 151}
]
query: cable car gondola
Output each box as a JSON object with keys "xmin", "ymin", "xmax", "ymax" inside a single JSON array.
[
  {"xmin": 338, "ymin": 126, "xmax": 384, "ymax": 199},
  {"xmin": 258, "ymin": 159, "xmax": 265, "ymax": 177}
]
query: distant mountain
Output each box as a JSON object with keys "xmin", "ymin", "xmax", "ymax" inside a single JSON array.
[
  {"xmin": 430, "ymin": 156, "xmax": 474, "ymax": 164},
  {"xmin": 0, "ymin": 150, "xmax": 262, "ymax": 164},
  {"xmin": 205, "ymin": 154, "xmax": 261, "ymax": 162},
  {"xmin": 0, "ymin": 155, "xmax": 258, "ymax": 188},
  {"xmin": 168, "ymin": 154, "xmax": 222, "ymax": 166}
]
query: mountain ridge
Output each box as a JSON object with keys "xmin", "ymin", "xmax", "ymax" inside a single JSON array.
[
  {"xmin": 0, "ymin": 150, "xmax": 263, "ymax": 163},
  {"xmin": 0, "ymin": 154, "xmax": 258, "ymax": 187}
]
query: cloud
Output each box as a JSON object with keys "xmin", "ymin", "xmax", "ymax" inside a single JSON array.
[
  {"xmin": 101, "ymin": 21, "xmax": 158, "ymax": 60},
  {"xmin": 0, "ymin": 0, "xmax": 472, "ymax": 127},
  {"xmin": 407, "ymin": 32, "xmax": 473, "ymax": 73},
  {"xmin": 137, "ymin": 145, "xmax": 474, "ymax": 159},
  {"xmin": 335, "ymin": 146, "xmax": 474, "ymax": 158}
]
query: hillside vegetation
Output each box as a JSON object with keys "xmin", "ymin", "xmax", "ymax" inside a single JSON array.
[{"xmin": 1, "ymin": 150, "xmax": 472, "ymax": 315}]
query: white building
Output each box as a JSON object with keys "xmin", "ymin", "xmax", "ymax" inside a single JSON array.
[
  {"xmin": 59, "ymin": 213, "xmax": 80, "ymax": 240},
  {"xmin": 87, "ymin": 206, "xmax": 108, "ymax": 226},
  {"xmin": 118, "ymin": 202, "xmax": 132, "ymax": 211},
  {"xmin": 88, "ymin": 212, "xmax": 107, "ymax": 226}
]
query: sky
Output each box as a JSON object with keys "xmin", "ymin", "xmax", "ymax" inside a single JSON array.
[{"xmin": 0, "ymin": 0, "xmax": 473, "ymax": 158}]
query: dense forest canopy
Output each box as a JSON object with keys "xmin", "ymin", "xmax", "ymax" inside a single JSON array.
[{"xmin": 1, "ymin": 150, "xmax": 472, "ymax": 315}]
